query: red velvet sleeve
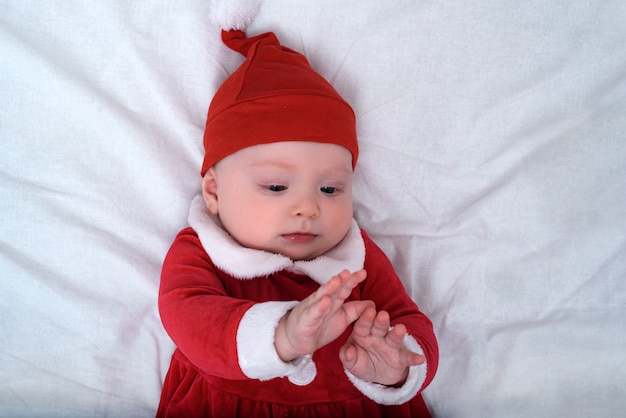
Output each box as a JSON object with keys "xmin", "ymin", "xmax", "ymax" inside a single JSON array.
[
  {"xmin": 360, "ymin": 230, "xmax": 439, "ymax": 391},
  {"xmin": 158, "ymin": 228, "xmax": 253, "ymax": 380}
]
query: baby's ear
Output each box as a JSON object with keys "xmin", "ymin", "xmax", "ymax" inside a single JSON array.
[{"xmin": 202, "ymin": 168, "xmax": 220, "ymax": 215}]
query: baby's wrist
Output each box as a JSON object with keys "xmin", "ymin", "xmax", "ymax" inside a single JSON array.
[
  {"xmin": 388, "ymin": 367, "xmax": 410, "ymax": 387},
  {"xmin": 274, "ymin": 312, "xmax": 298, "ymax": 362}
]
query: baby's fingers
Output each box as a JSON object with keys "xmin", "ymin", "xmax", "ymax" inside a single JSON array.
[
  {"xmin": 399, "ymin": 348, "xmax": 426, "ymax": 367},
  {"xmin": 336, "ymin": 269, "xmax": 367, "ymax": 298},
  {"xmin": 338, "ymin": 342, "xmax": 358, "ymax": 370},
  {"xmin": 371, "ymin": 310, "xmax": 392, "ymax": 338},
  {"xmin": 352, "ymin": 309, "xmax": 393, "ymax": 339},
  {"xmin": 319, "ymin": 269, "xmax": 367, "ymax": 302},
  {"xmin": 385, "ymin": 323, "xmax": 408, "ymax": 347},
  {"xmin": 389, "ymin": 324, "xmax": 426, "ymax": 367},
  {"xmin": 343, "ymin": 300, "xmax": 375, "ymax": 325}
]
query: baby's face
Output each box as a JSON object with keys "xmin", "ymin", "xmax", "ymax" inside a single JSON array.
[{"xmin": 203, "ymin": 141, "xmax": 354, "ymax": 261}]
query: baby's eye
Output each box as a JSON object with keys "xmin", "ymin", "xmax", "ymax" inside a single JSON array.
[
  {"xmin": 266, "ymin": 185, "xmax": 287, "ymax": 192},
  {"xmin": 320, "ymin": 186, "xmax": 338, "ymax": 195}
]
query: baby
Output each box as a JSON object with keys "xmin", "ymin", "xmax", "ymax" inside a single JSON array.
[{"xmin": 157, "ymin": 29, "xmax": 438, "ymax": 417}]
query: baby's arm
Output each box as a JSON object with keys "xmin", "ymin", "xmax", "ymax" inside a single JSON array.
[
  {"xmin": 339, "ymin": 308, "xmax": 425, "ymax": 386},
  {"xmin": 274, "ymin": 269, "xmax": 373, "ymax": 362}
]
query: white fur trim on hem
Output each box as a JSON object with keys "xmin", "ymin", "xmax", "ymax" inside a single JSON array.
[
  {"xmin": 237, "ymin": 301, "xmax": 316, "ymax": 384},
  {"xmin": 344, "ymin": 334, "xmax": 428, "ymax": 405}
]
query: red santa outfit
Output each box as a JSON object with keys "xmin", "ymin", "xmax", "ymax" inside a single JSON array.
[
  {"xmin": 158, "ymin": 197, "xmax": 438, "ymax": 417},
  {"xmin": 157, "ymin": 2, "xmax": 438, "ymax": 415}
]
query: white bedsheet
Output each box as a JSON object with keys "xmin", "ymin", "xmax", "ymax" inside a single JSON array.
[{"xmin": 1, "ymin": 1, "xmax": 625, "ymax": 417}]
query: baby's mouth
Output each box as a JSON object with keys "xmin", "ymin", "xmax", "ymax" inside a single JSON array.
[{"xmin": 281, "ymin": 233, "xmax": 317, "ymax": 243}]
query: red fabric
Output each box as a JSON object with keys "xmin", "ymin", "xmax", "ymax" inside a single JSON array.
[
  {"xmin": 201, "ymin": 30, "xmax": 358, "ymax": 176},
  {"xmin": 158, "ymin": 228, "xmax": 438, "ymax": 417}
]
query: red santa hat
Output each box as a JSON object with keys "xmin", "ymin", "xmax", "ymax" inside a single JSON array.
[{"xmin": 201, "ymin": 1, "xmax": 358, "ymax": 175}]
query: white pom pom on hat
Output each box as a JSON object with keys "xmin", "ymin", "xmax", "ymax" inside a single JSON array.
[{"xmin": 209, "ymin": 0, "xmax": 263, "ymax": 30}]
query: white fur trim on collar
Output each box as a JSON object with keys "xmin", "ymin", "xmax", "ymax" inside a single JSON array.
[{"xmin": 187, "ymin": 195, "xmax": 365, "ymax": 284}]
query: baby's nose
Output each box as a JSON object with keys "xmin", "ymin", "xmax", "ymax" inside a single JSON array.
[{"xmin": 293, "ymin": 195, "xmax": 320, "ymax": 218}]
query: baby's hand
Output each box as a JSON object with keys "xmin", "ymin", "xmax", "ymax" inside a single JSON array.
[
  {"xmin": 275, "ymin": 269, "xmax": 373, "ymax": 362},
  {"xmin": 339, "ymin": 307, "xmax": 425, "ymax": 386}
]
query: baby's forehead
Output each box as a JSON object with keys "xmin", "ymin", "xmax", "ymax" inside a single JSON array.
[{"xmin": 218, "ymin": 141, "xmax": 353, "ymax": 173}]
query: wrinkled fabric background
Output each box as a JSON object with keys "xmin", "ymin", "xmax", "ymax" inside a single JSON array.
[{"xmin": 1, "ymin": 1, "xmax": 625, "ymax": 417}]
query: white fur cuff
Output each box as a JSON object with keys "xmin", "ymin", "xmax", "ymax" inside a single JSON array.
[{"xmin": 237, "ymin": 301, "xmax": 316, "ymax": 384}]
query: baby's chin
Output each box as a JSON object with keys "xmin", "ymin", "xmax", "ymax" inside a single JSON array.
[
  {"xmin": 241, "ymin": 233, "xmax": 345, "ymax": 261},
  {"xmin": 276, "ymin": 248, "xmax": 324, "ymax": 262},
  {"xmin": 276, "ymin": 242, "xmax": 342, "ymax": 262}
]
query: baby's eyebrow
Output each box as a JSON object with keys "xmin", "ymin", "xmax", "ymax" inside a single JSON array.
[
  {"xmin": 250, "ymin": 160, "xmax": 297, "ymax": 170},
  {"xmin": 249, "ymin": 159, "xmax": 352, "ymax": 176}
]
